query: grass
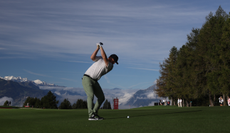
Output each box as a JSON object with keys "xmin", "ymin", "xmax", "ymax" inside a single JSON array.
[
  {"xmin": 0, "ymin": 106, "xmax": 230, "ymax": 133},
  {"xmin": 0, "ymin": 106, "xmax": 20, "ymax": 109}
]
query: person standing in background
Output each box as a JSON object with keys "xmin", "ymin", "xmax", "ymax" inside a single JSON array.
[
  {"xmin": 227, "ymin": 96, "xmax": 230, "ymax": 106},
  {"xmin": 219, "ymin": 96, "xmax": 224, "ymax": 106}
]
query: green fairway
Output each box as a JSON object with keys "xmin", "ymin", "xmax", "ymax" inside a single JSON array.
[{"xmin": 0, "ymin": 106, "xmax": 229, "ymax": 133}]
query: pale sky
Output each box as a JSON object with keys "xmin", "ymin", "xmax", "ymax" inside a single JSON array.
[{"xmin": 1, "ymin": 0, "xmax": 229, "ymax": 89}]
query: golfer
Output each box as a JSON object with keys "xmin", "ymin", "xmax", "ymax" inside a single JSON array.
[{"xmin": 82, "ymin": 42, "xmax": 118, "ymax": 120}]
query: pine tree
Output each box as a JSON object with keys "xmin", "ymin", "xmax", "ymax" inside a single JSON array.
[
  {"xmin": 155, "ymin": 6, "xmax": 229, "ymax": 106},
  {"xmin": 34, "ymin": 98, "xmax": 41, "ymax": 108},
  {"xmin": 185, "ymin": 28, "xmax": 201, "ymax": 100},
  {"xmin": 41, "ymin": 91, "xmax": 58, "ymax": 109},
  {"xmin": 219, "ymin": 16, "xmax": 230, "ymax": 104},
  {"xmin": 197, "ymin": 6, "xmax": 228, "ymax": 106},
  {"xmin": 72, "ymin": 99, "xmax": 87, "ymax": 109},
  {"xmin": 3, "ymin": 100, "xmax": 8, "ymax": 106},
  {"xmin": 102, "ymin": 99, "xmax": 111, "ymax": 109},
  {"xmin": 59, "ymin": 99, "xmax": 72, "ymax": 109},
  {"xmin": 155, "ymin": 46, "xmax": 177, "ymax": 104},
  {"xmin": 23, "ymin": 97, "xmax": 42, "ymax": 108}
]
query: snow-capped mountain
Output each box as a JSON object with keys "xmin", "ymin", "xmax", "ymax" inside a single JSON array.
[
  {"xmin": 0, "ymin": 76, "xmax": 55, "ymax": 86},
  {"xmin": 1, "ymin": 75, "xmax": 166, "ymax": 108},
  {"xmin": 1, "ymin": 76, "xmax": 28, "ymax": 82},
  {"xmin": 0, "ymin": 78, "xmax": 49, "ymax": 107},
  {"xmin": 120, "ymin": 85, "xmax": 168, "ymax": 108}
]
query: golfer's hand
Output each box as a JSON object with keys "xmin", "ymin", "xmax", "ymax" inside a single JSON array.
[{"xmin": 96, "ymin": 42, "xmax": 103, "ymax": 48}]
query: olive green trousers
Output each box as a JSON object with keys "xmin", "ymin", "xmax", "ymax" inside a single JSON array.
[{"xmin": 82, "ymin": 76, "xmax": 105, "ymax": 117}]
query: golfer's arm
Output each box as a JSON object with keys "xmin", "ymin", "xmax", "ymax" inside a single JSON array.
[
  {"xmin": 90, "ymin": 46, "xmax": 100, "ymax": 61},
  {"xmin": 100, "ymin": 46, "xmax": 109, "ymax": 66}
]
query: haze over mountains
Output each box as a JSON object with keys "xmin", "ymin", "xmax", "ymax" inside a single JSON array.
[{"xmin": 0, "ymin": 76, "xmax": 166, "ymax": 109}]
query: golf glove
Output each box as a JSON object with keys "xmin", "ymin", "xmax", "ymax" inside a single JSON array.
[{"xmin": 96, "ymin": 42, "xmax": 103, "ymax": 47}]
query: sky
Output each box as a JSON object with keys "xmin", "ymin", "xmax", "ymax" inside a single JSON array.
[{"xmin": 1, "ymin": 0, "xmax": 230, "ymax": 90}]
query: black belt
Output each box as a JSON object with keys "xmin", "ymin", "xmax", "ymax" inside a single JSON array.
[{"xmin": 83, "ymin": 74, "xmax": 98, "ymax": 81}]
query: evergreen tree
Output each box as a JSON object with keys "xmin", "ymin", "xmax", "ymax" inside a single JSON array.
[
  {"xmin": 72, "ymin": 99, "xmax": 87, "ymax": 109},
  {"xmin": 59, "ymin": 99, "xmax": 72, "ymax": 109},
  {"xmin": 156, "ymin": 6, "xmax": 230, "ymax": 106},
  {"xmin": 102, "ymin": 99, "xmax": 111, "ymax": 109},
  {"xmin": 34, "ymin": 98, "xmax": 41, "ymax": 108},
  {"xmin": 175, "ymin": 44, "xmax": 200, "ymax": 106},
  {"xmin": 4, "ymin": 100, "xmax": 8, "ymax": 106},
  {"xmin": 23, "ymin": 97, "xmax": 41, "ymax": 108},
  {"xmin": 172, "ymin": 29, "xmax": 201, "ymax": 106},
  {"xmin": 155, "ymin": 46, "xmax": 177, "ymax": 105},
  {"xmin": 215, "ymin": 6, "xmax": 228, "ymax": 19},
  {"xmin": 41, "ymin": 91, "xmax": 58, "ymax": 109},
  {"xmin": 219, "ymin": 16, "xmax": 230, "ymax": 104},
  {"xmin": 197, "ymin": 6, "xmax": 227, "ymax": 105},
  {"xmin": 23, "ymin": 97, "xmax": 33, "ymax": 107},
  {"xmin": 108, "ymin": 101, "xmax": 111, "ymax": 109},
  {"xmin": 184, "ymin": 28, "xmax": 201, "ymax": 100}
]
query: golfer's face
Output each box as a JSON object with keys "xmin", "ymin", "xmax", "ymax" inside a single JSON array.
[{"xmin": 109, "ymin": 57, "xmax": 115, "ymax": 64}]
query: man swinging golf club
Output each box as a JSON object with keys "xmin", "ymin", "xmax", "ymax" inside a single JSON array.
[{"xmin": 82, "ymin": 42, "xmax": 119, "ymax": 120}]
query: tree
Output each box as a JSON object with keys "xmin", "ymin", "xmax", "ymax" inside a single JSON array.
[
  {"xmin": 155, "ymin": 46, "xmax": 178, "ymax": 105},
  {"xmin": 4, "ymin": 100, "xmax": 9, "ymax": 106},
  {"xmin": 72, "ymin": 99, "xmax": 87, "ymax": 109},
  {"xmin": 40, "ymin": 91, "xmax": 59, "ymax": 109},
  {"xmin": 197, "ymin": 6, "xmax": 228, "ymax": 106},
  {"xmin": 23, "ymin": 97, "xmax": 41, "ymax": 108},
  {"xmin": 184, "ymin": 29, "xmax": 201, "ymax": 100},
  {"xmin": 155, "ymin": 6, "xmax": 230, "ymax": 106},
  {"xmin": 34, "ymin": 98, "xmax": 41, "ymax": 108},
  {"xmin": 59, "ymin": 99, "xmax": 72, "ymax": 109},
  {"xmin": 102, "ymin": 99, "xmax": 111, "ymax": 109},
  {"xmin": 219, "ymin": 15, "xmax": 230, "ymax": 104},
  {"xmin": 174, "ymin": 42, "xmax": 203, "ymax": 106}
]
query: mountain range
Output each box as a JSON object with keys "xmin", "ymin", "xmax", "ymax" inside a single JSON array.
[
  {"xmin": 0, "ymin": 76, "xmax": 166, "ymax": 108},
  {"xmin": 0, "ymin": 78, "xmax": 49, "ymax": 106},
  {"xmin": 121, "ymin": 85, "xmax": 162, "ymax": 107},
  {"xmin": 1, "ymin": 76, "xmax": 56, "ymax": 86}
]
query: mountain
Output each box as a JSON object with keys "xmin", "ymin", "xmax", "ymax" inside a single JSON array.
[
  {"xmin": 0, "ymin": 78, "xmax": 49, "ymax": 106},
  {"xmin": 0, "ymin": 76, "xmax": 84, "ymax": 106},
  {"xmin": 0, "ymin": 76, "xmax": 57, "ymax": 86},
  {"xmin": 120, "ymin": 85, "xmax": 167, "ymax": 108},
  {"xmin": 2, "ymin": 76, "xmax": 28, "ymax": 82},
  {"xmin": 0, "ymin": 76, "xmax": 166, "ymax": 108}
]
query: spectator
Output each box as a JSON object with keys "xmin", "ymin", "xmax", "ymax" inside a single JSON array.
[
  {"xmin": 159, "ymin": 100, "xmax": 162, "ymax": 105},
  {"xmin": 179, "ymin": 99, "xmax": 182, "ymax": 107},
  {"xmin": 219, "ymin": 96, "xmax": 224, "ymax": 106},
  {"xmin": 167, "ymin": 101, "xmax": 170, "ymax": 106},
  {"xmin": 227, "ymin": 96, "xmax": 230, "ymax": 106},
  {"xmin": 163, "ymin": 99, "xmax": 166, "ymax": 106},
  {"xmin": 177, "ymin": 98, "xmax": 180, "ymax": 107}
]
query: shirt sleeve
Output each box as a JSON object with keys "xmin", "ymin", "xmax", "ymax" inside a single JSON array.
[{"xmin": 93, "ymin": 56, "xmax": 101, "ymax": 62}]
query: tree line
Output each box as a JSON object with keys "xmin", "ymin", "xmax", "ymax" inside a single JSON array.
[
  {"xmin": 23, "ymin": 91, "xmax": 112, "ymax": 109},
  {"xmin": 3, "ymin": 100, "xmax": 12, "ymax": 106},
  {"xmin": 155, "ymin": 6, "xmax": 230, "ymax": 106},
  {"xmin": 23, "ymin": 91, "xmax": 59, "ymax": 108}
]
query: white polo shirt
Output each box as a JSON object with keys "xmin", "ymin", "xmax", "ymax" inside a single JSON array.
[{"xmin": 84, "ymin": 56, "xmax": 113, "ymax": 81}]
